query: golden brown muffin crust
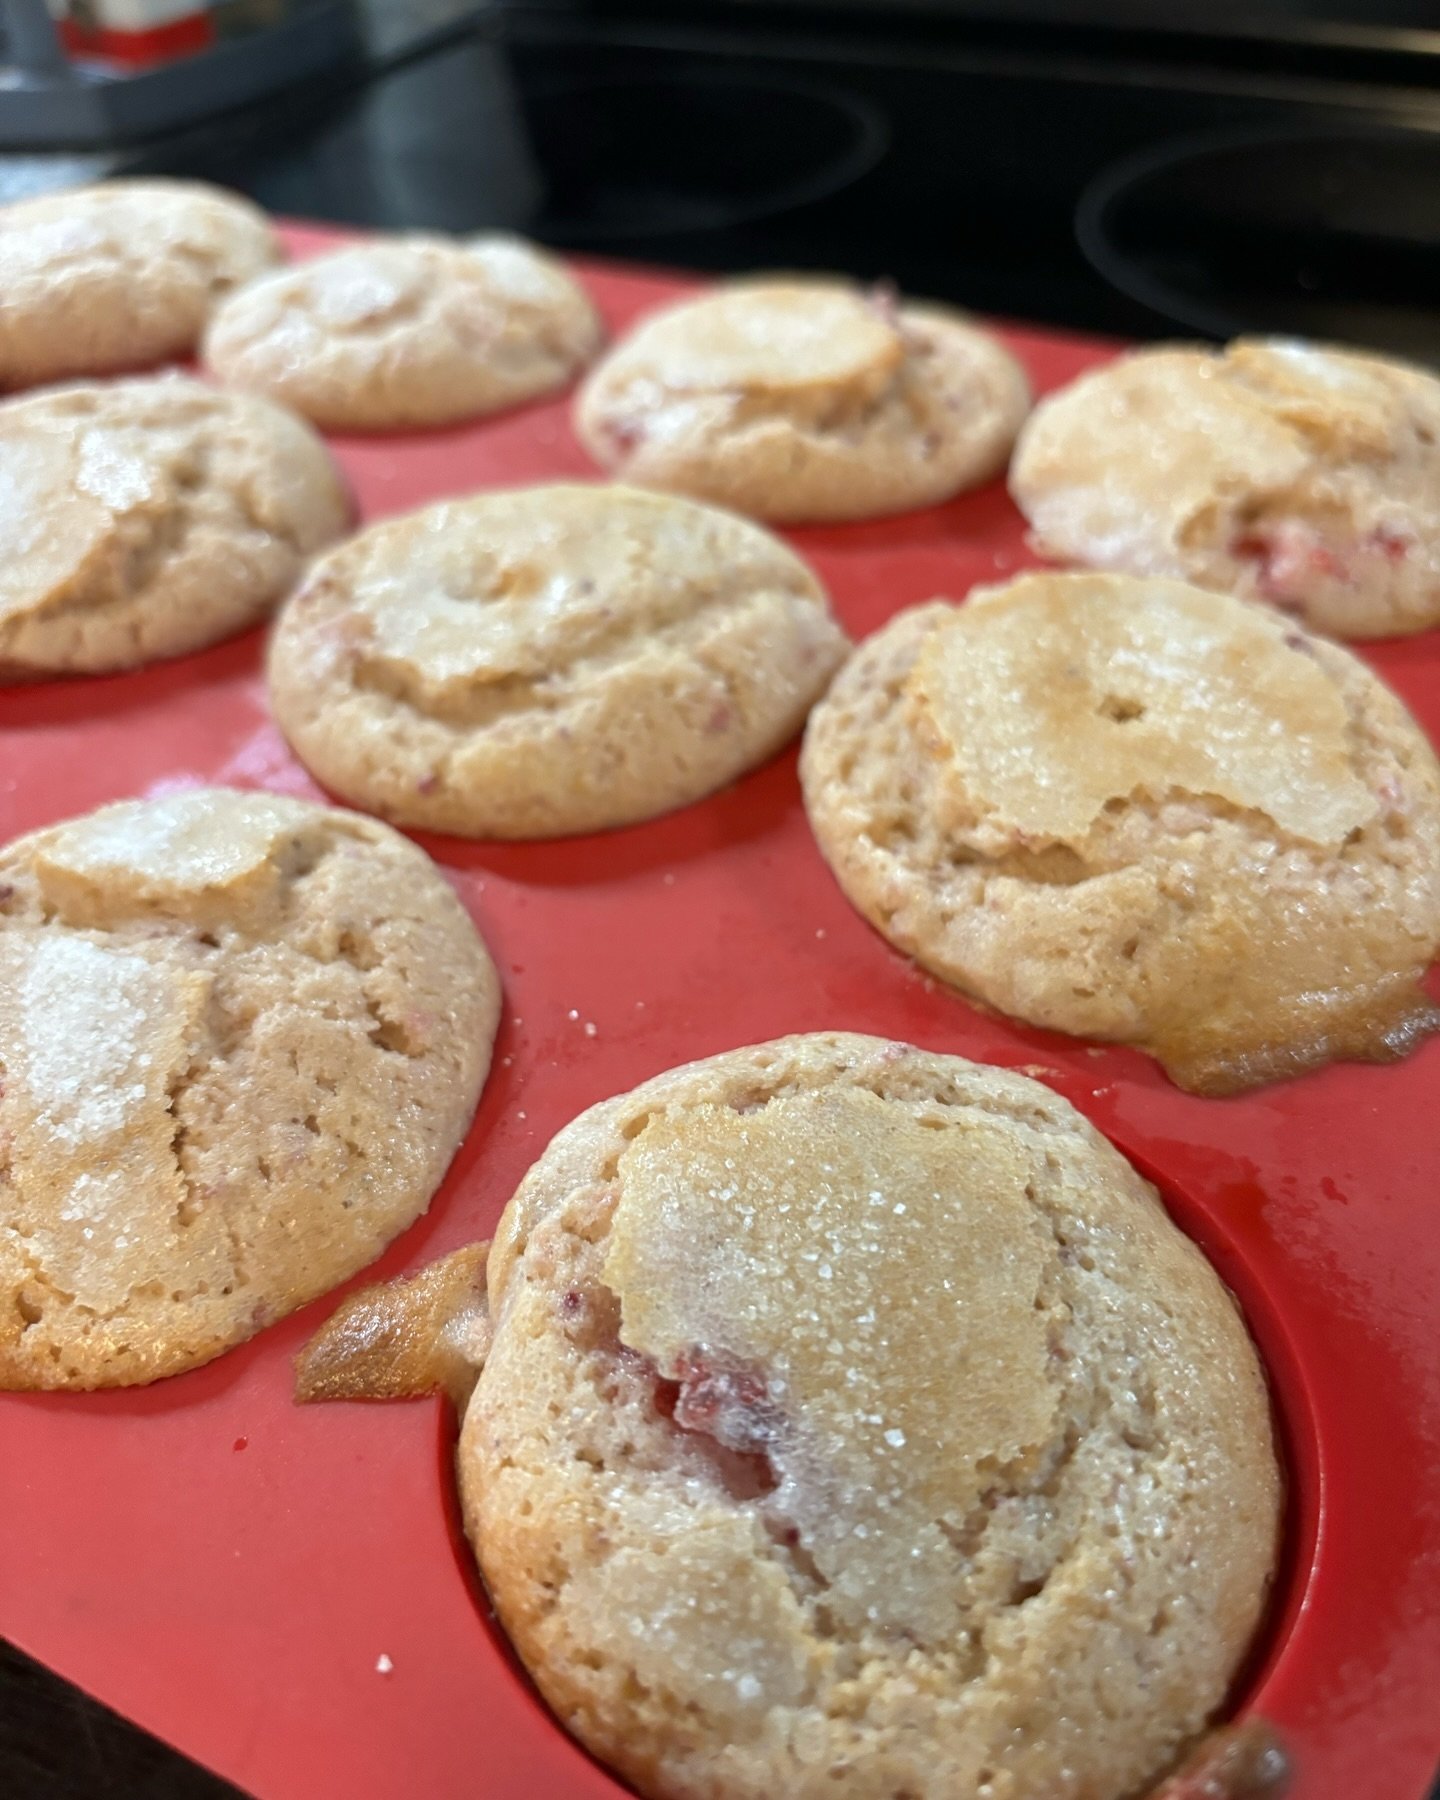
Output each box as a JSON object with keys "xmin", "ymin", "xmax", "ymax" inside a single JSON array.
[
  {"xmin": 268, "ymin": 484, "xmax": 847, "ymax": 838},
  {"xmin": 576, "ymin": 279, "xmax": 1030, "ymax": 523},
  {"xmin": 0, "ymin": 376, "xmax": 349, "ymax": 680},
  {"xmin": 801, "ymin": 573, "xmax": 1440, "ymax": 1092},
  {"xmin": 205, "ymin": 234, "xmax": 602, "ymax": 430},
  {"xmin": 465, "ymin": 1033, "xmax": 1282, "ymax": 1800},
  {"xmin": 0, "ymin": 179, "xmax": 280, "ymax": 390},
  {"xmin": 0, "ymin": 788, "xmax": 499, "ymax": 1389},
  {"xmin": 1010, "ymin": 339, "xmax": 1440, "ymax": 639}
]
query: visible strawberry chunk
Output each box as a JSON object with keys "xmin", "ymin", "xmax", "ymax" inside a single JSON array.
[
  {"xmin": 1231, "ymin": 523, "xmax": 1349, "ymax": 600},
  {"xmin": 669, "ymin": 1348, "xmax": 780, "ymax": 1457},
  {"xmin": 648, "ymin": 1348, "xmax": 781, "ymax": 1500},
  {"xmin": 1364, "ymin": 524, "xmax": 1412, "ymax": 563},
  {"xmin": 602, "ymin": 417, "xmax": 645, "ymax": 456}
]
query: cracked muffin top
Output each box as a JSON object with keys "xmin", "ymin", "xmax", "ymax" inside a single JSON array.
[
  {"xmin": 204, "ymin": 233, "xmax": 603, "ymax": 431},
  {"xmin": 462, "ymin": 1032, "xmax": 1282, "ymax": 1800},
  {"xmin": 0, "ymin": 376, "xmax": 349, "ymax": 680},
  {"xmin": 1009, "ymin": 338, "xmax": 1440, "ymax": 640},
  {"xmin": 0, "ymin": 788, "xmax": 499, "ymax": 1389},
  {"xmin": 0, "ymin": 179, "xmax": 281, "ymax": 391},
  {"xmin": 575, "ymin": 278, "xmax": 1031, "ymax": 523},
  {"xmin": 267, "ymin": 483, "xmax": 847, "ymax": 838},
  {"xmin": 801, "ymin": 570, "xmax": 1440, "ymax": 1093}
]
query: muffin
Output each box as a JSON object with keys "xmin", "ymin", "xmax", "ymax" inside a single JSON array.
[
  {"xmin": 0, "ymin": 179, "xmax": 280, "ymax": 390},
  {"xmin": 0, "ymin": 375, "xmax": 349, "ymax": 680},
  {"xmin": 0, "ymin": 788, "xmax": 500, "ymax": 1389},
  {"xmin": 205, "ymin": 234, "xmax": 602, "ymax": 430},
  {"xmin": 458, "ymin": 1032, "xmax": 1282, "ymax": 1800},
  {"xmin": 1010, "ymin": 338, "xmax": 1440, "ymax": 639},
  {"xmin": 268, "ymin": 483, "xmax": 847, "ymax": 837},
  {"xmin": 801, "ymin": 570, "xmax": 1440, "ymax": 1092},
  {"xmin": 576, "ymin": 278, "xmax": 1030, "ymax": 523}
]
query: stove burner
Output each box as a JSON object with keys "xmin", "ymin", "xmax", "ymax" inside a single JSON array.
[
  {"xmin": 1077, "ymin": 126, "xmax": 1440, "ymax": 363},
  {"xmin": 116, "ymin": 46, "xmax": 887, "ymax": 258},
  {"xmin": 519, "ymin": 70, "xmax": 888, "ymax": 245}
]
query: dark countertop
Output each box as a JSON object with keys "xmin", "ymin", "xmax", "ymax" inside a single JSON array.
[{"xmin": 0, "ymin": 1640, "xmax": 243, "ymax": 1799}]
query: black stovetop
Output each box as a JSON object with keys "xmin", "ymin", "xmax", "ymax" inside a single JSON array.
[
  {"xmin": 113, "ymin": 1, "xmax": 1440, "ymax": 355},
  {"xmin": 6, "ymin": 7, "xmax": 1440, "ymax": 1796}
]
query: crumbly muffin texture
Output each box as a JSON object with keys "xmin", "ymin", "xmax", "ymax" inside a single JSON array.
[
  {"xmin": 0, "ymin": 376, "xmax": 349, "ymax": 680},
  {"xmin": 0, "ymin": 179, "xmax": 280, "ymax": 390},
  {"xmin": 801, "ymin": 572, "xmax": 1440, "ymax": 1093},
  {"xmin": 0, "ymin": 788, "xmax": 499, "ymax": 1389},
  {"xmin": 1010, "ymin": 338, "xmax": 1440, "ymax": 639},
  {"xmin": 576, "ymin": 279, "xmax": 1030, "ymax": 523},
  {"xmin": 205, "ymin": 234, "xmax": 602, "ymax": 430},
  {"xmin": 268, "ymin": 483, "xmax": 848, "ymax": 838},
  {"xmin": 464, "ymin": 1033, "xmax": 1282, "ymax": 1800}
]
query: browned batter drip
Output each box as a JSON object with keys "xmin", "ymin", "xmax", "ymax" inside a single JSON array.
[
  {"xmin": 1148, "ymin": 1719, "xmax": 1293, "ymax": 1799},
  {"xmin": 294, "ymin": 1242, "xmax": 490, "ymax": 1409},
  {"xmin": 1169, "ymin": 988, "xmax": 1440, "ymax": 1098}
]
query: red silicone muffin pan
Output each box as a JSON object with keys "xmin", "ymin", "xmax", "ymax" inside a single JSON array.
[{"xmin": 2, "ymin": 223, "xmax": 1438, "ymax": 1800}]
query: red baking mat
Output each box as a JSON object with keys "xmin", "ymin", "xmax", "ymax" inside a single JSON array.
[{"xmin": 2, "ymin": 224, "xmax": 1438, "ymax": 1800}]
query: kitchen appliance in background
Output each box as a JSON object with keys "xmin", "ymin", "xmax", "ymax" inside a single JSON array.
[
  {"xmin": 54, "ymin": 0, "xmax": 221, "ymax": 67},
  {"xmin": 118, "ymin": 0, "xmax": 1440, "ymax": 356},
  {"xmin": 0, "ymin": 0, "xmax": 362, "ymax": 145}
]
